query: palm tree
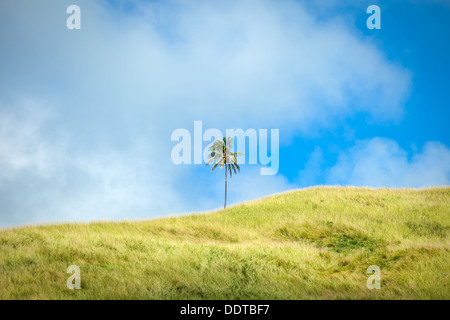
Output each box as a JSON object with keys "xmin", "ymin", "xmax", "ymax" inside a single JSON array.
[{"xmin": 206, "ymin": 137, "xmax": 243, "ymax": 209}]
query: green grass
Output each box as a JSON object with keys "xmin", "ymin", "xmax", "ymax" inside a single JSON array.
[{"xmin": 1, "ymin": 187, "xmax": 449, "ymax": 299}]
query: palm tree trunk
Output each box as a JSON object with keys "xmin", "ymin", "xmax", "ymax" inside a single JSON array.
[{"xmin": 224, "ymin": 164, "xmax": 227, "ymax": 209}]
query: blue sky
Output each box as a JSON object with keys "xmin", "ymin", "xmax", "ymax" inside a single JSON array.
[{"xmin": 0, "ymin": 0, "xmax": 449, "ymax": 227}]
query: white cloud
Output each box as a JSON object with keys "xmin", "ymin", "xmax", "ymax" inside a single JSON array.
[
  {"xmin": 0, "ymin": 0, "xmax": 411, "ymax": 132},
  {"xmin": 327, "ymin": 138, "xmax": 450, "ymax": 188},
  {"xmin": 0, "ymin": 99, "xmax": 64, "ymax": 182},
  {"xmin": 50, "ymin": 144, "xmax": 184, "ymax": 222},
  {"xmin": 0, "ymin": 102, "xmax": 184, "ymax": 226}
]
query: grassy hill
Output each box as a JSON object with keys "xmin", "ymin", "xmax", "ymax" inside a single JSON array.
[{"xmin": 0, "ymin": 187, "xmax": 449, "ymax": 300}]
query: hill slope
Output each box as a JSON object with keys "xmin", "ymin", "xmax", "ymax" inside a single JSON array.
[{"xmin": 1, "ymin": 187, "xmax": 449, "ymax": 299}]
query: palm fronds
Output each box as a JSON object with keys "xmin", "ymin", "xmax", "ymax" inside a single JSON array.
[{"xmin": 206, "ymin": 137, "xmax": 244, "ymax": 208}]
